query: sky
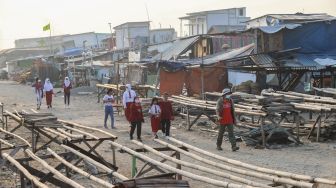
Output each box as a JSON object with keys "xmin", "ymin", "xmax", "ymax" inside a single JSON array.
[{"xmin": 0, "ymin": 0, "xmax": 335, "ymax": 49}]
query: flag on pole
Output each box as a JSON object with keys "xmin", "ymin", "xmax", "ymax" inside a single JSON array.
[{"xmin": 43, "ymin": 23, "xmax": 50, "ymax": 31}]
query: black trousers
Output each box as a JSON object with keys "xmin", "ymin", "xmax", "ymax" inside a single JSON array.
[
  {"xmin": 64, "ymin": 93, "xmax": 70, "ymax": 105},
  {"xmin": 161, "ymin": 119, "xmax": 171, "ymax": 136},
  {"xmin": 130, "ymin": 121, "xmax": 142, "ymax": 138}
]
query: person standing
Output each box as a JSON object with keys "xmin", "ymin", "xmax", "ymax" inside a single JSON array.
[
  {"xmin": 32, "ymin": 78, "xmax": 43, "ymax": 110},
  {"xmin": 159, "ymin": 92, "xmax": 174, "ymax": 137},
  {"xmin": 44, "ymin": 78, "xmax": 54, "ymax": 109},
  {"xmin": 63, "ymin": 77, "xmax": 72, "ymax": 108},
  {"xmin": 216, "ymin": 88, "xmax": 239, "ymax": 151},
  {"xmin": 122, "ymin": 84, "xmax": 136, "ymax": 122},
  {"xmin": 103, "ymin": 89, "xmax": 115, "ymax": 129},
  {"xmin": 149, "ymin": 97, "xmax": 161, "ymax": 139},
  {"xmin": 129, "ymin": 96, "xmax": 144, "ymax": 141}
]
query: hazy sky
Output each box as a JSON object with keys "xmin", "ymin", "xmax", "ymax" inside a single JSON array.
[{"xmin": 0, "ymin": 0, "xmax": 335, "ymax": 49}]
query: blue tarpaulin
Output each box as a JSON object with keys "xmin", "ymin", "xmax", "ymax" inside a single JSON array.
[{"xmin": 283, "ymin": 20, "xmax": 336, "ymax": 53}]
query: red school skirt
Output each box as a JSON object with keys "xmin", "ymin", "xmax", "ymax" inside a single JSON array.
[
  {"xmin": 151, "ymin": 116, "xmax": 161, "ymax": 133},
  {"xmin": 125, "ymin": 102, "xmax": 132, "ymax": 122},
  {"xmin": 46, "ymin": 91, "xmax": 53, "ymax": 106}
]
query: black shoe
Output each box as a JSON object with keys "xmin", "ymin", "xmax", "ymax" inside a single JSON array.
[
  {"xmin": 104, "ymin": 125, "xmax": 108, "ymax": 129},
  {"xmin": 216, "ymin": 146, "xmax": 223, "ymax": 151},
  {"xmin": 130, "ymin": 136, "xmax": 133, "ymax": 140},
  {"xmin": 232, "ymin": 146, "xmax": 240, "ymax": 152},
  {"xmin": 154, "ymin": 135, "xmax": 158, "ymax": 139},
  {"xmin": 137, "ymin": 138, "xmax": 142, "ymax": 142}
]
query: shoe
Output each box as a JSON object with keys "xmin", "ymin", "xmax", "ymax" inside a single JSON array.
[
  {"xmin": 104, "ymin": 125, "xmax": 108, "ymax": 129},
  {"xmin": 130, "ymin": 136, "xmax": 133, "ymax": 140},
  {"xmin": 154, "ymin": 135, "xmax": 158, "ymax": 139},
  {"xmin": 137, "ymin": 138, "xmax": 142, "ymax": 142},
  {"xmin": 232, "ymin": 146, "xmax": 240, "ymax": 152},
  {"xmin": 111, "ymin": 126, "xmax": 116, "ymax": 129},
  {"xmin": 216, "ymin": 146, "xmax": 223, "ymax": 151}
]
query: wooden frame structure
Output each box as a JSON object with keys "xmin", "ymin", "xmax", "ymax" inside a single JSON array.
[{"xmin": 0, "ymin": 105, "xmax": 127, "ymax": 188}]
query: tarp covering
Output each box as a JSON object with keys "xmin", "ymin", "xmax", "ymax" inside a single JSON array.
[
  {"xmin": 258, "ymin": 24, "xmax": 301, "ymax": 34},
  {"xmin": 160, "ymin": 65, "xmax": 227, "ymax": 96},
  {"xmin": 283, "ymin": 20, "xmax": 336, "ymax": 53}
]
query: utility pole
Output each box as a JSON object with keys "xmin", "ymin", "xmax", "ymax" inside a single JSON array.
[{"xmin": 201, "ymin": 35, "xmax": 205, "ymax": 99}]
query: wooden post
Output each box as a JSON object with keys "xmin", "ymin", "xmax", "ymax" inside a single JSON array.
[
  {"xmin": 97, "ymin": 87, "xmax": 100, "ymax": 103},
  {"xmin": 175, "ymin": 151, "xmax": 182, "ymax": 180},
  {"xmin": 20, "ymin": 172, "xmax": 26, "ymax": 188},
  {"xmin": 32, "ymin": 123, "xmax": 36, "ymax": 153},
  {"xmin": 186, "ymin": 107, "xmax": 191, "ymax": 130},
  {"xmin": 260, "ymin": 117, "xmax": 266, "ymax": 147},
  {"xmin": 295, "ymin": 113, "xmax": 300, "ymax": 142},
  {"xmin": 131, "ymin": 155, "xmax": 137, "ymax": 178},
  {"xmin": 317, "ymin": 113, "xmax": 322, "ymax": 142},
  {"xmin": 111, "ymin": 145, "xmax": 116, "ymax": 166}
]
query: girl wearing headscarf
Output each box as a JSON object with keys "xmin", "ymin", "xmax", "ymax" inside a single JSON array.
[
  {"xmin": 148, "ymin": 97, "xmax": 161, "ymax": 139},
  {"xmin": 103, "ymin": 89, "xmax": 115, "ymax": 129},
  {"xmin": 32, "ymin": 77, "xmax": 43, "ymax": 110},
  {"xmin": 122, "ymin": 84, "xmax": 136, "ymax": 122},
  {"xmin": 44, "ymin": 78, "xmax": 54, "ymax": 108},
  {"xmin": 63, "ymin": 77, "xmax": 72, "ymax": 108}
]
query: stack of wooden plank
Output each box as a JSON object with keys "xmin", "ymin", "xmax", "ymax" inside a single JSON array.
[{"xmin": 22, "ymin": 113, "xmax": 63, "ymax": 128}]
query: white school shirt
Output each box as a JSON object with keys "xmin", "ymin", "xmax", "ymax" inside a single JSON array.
[
  {"xmin": 149, "ymin": 104, "xmax": 161, "ymax": 115},
  {"xmin": 122, "ymin": 89, "xmax": 136, "ymax": 108},
  {"xmin": 103, "ymin": 95, "xmax": 114, "ymax": 107}
]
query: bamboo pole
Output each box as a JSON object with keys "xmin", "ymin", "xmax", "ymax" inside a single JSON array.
[
  {"xmin": 4, "ymin": 110, "xmax": 22, "ymax": 122},
  {"xmin": 63, "ymin": 125, "xmax": 99, "ymax": 140},
  {"xmin": 132, "ymin": 140, "xmax": 271, "ymax": 188},
  {"xmin": 58, "ymin": 120, "xmax": 117, "ymax": 139},
  {"xmin": 46, "ymin": 148, "xmax": 115, "ymax": 188},
  {"xmin": 167, "ymin": 137, "xmax": 315, "ymax": 182},
  {"xmin": 56, "ymin": 128, "xmax": 84, "ymax": 139},
  {"xmin": 0, "ymin": 138, "xmax": 14, "ymax": 147},
  {"xmin": 25, "ymin": 149, "xmax": 85, "ymax": 188},
  {"xmin": 0, "ymin": 128, "xmax": 31, "ymax": 147},
  {"xmin": 61, "ymin": 145, "xmax": 128, "ymax": 181},
  {"xmin": 43, "ymin": 128, "xmax": 70, "ymax": 140},
  {"xmin": 108, "ymin": 141, "xmax": 256, "ymax": 188},
  {"xmin": 154, "ymin": 139, "xmax": 315, "ymax": 188},
  {"xmin": 2, "ymin": 153, "xmax": 49, "ymax": 188}
]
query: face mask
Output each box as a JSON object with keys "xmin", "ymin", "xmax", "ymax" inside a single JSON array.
[{"xmin": 225, "ymin": 95, "xmax": 231, "ymax": 99}]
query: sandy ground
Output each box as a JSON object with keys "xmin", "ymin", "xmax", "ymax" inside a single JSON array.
[{"xmin": 0, "ymin": 80, "xmax": 336, "ymax": 188}]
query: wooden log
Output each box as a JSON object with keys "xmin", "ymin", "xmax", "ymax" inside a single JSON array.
[
  {"xmin": 61, "ymin": 145, "xmax": 128, "ymax": 181},
  {"xmin": 56, "ymin": 128, "xmax": 84, "ymax": 139},
  {"xmin": 2, "ymin": 153, "xmax": 48, "ymax": 188},
  {"xmin": 63, "ymin": 125, "xmax": 99, "ymax": 140},
  {"xmin": 166, "ymin": 137, "xmax": 314, "ymax": 182},
  {"xmin": 0, "ymin": 138, "xmax": 14, "ymax": 147},
  {"xmin": 27, "ymin": 116, "xmax": 57, "ymax": 123},
  {"xmin": 4, "ymin": 110, "xmax": 22, "ymax": 122},
  {"xmin": 43, "ymin": 128, "xmax": 71, "ymax": 140},
  {"xmin": 46, "ymin": 148, "xmax": 115, "ymax": 188},
  {"xmin": 154, "ymin": 139, "xmax": 315, "ymax": 188},
  {"xmin": 25, "ymin": 149, "xmax": 85, "ymax": 188},
  {"xmin": 132, "ymin": 140, "xmax": 271, "ymax": 188},
  {"xmin": 0, "ymin": 128, "xmax": 31, "ymax": 147},
  {"xmin": 58, "ymin": 120, "xmax": 117, "ymax": 140},
  {"xmin": 108, "ymin": 141, "xmax": 256, "ymax": 188}
]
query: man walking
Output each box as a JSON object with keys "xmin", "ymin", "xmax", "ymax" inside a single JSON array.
[{"xmin": 216, "ymin": 88, "xmax": 239, "ymax": 151}]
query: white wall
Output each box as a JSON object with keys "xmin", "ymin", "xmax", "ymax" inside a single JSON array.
[
  {"xmin": 115, "ymin": 25, "xmax": 149, "ymax": 50},
  {"xmin": 64, "ymin": 33, "xmax": 110, "ymax": 49},
  {"xmin": 150, "ymin": 29, "xmax": 176, "ymax": 44}
]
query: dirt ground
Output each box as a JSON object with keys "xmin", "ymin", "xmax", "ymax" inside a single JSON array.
[{"xmin": 0, "ymin": 80, "xmax": 336, "ymax": 188}]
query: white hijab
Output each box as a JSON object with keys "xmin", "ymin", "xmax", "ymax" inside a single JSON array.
[
  {"xmin": 64, "ymin": 77, "xmax": 70, "ymax": 87},
  {"xmin": 44, "ymin": 78, "xmax": 53, "ymax": 91}
]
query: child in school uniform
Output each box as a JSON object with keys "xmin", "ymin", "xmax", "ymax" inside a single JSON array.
[
  {"xmin": 129, "ymin": 96, "xmax": 144, "ymax": 141},
  {"xmin": 148, "ymin": 97, "xmax": 161, "ymax": 139},
  {"xmin": 103, "ymin": 89, "xmax": 115, "ymax": 129}
]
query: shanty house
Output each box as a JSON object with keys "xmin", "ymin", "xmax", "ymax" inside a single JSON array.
[{"xmin": 149, "ymin": 28, "xmax": 177, "ymax": 45}]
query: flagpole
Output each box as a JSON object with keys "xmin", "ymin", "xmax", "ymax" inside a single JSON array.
[{"xmin": 49, "ymin": 23, "xmax": 54, "ymax": 63}]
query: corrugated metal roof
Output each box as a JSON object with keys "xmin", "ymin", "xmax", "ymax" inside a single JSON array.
[
  {"xmin": 250, "ymin": 54, "xmax": 275, "ymax": 68},
  {"xmin": 183, "ymin": 43, "xmax": 255, "ymax": 65},
  {"xmin": 152, "ymin": 36, "xmax": 199, "ymax": 61},
  {"xmin": 270, "ymin": 14, "xmax": 335, "ymax": 21}
]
